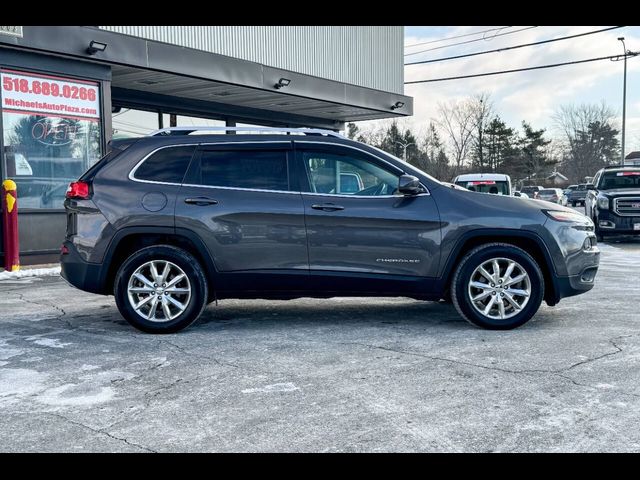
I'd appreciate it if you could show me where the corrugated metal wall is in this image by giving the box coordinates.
[99,26,404,94]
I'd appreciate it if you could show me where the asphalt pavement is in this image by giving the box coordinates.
[1,209,639,452]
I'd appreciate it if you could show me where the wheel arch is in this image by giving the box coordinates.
[441,230,559,306]
[100,227,218,299]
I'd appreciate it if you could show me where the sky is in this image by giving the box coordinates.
[110,26,640,155]
[362,25,640,154]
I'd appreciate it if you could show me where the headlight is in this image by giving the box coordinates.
[597,196,609,210]
[544,210,592,224]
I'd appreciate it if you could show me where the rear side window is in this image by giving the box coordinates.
[134,146,196,183]
[197,150,289,191]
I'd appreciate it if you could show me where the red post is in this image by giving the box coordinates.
[2,179,19,272]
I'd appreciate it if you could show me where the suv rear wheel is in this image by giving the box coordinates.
[451,243,544,330]
[114,245,208,333]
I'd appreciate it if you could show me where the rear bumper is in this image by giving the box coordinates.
[60,240,107,295]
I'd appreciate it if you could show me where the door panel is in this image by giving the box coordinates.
[296,144,441,277]
[175,145,308,273]
[303,194,440,276]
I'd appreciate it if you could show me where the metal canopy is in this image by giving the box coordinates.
[0,26,413,129]
[109,65,405,127]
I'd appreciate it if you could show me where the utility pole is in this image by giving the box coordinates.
[619,37,627,165]
[478,98,484,170]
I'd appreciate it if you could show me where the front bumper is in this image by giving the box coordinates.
[552,264,599,304]
[541,216,600,305]
[60,240,107,295]
[596,209,640,234]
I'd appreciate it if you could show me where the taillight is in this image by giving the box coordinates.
[66,181,90,199]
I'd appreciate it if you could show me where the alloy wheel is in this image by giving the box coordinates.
[127,260,191,322]
[467,257,531,320]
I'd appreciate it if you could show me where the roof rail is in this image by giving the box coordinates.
[148,126,344,138]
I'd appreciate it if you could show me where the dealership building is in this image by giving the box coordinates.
[0,26,412,265]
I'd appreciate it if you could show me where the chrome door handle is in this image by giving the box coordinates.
[184,197,218,206]
[311,203,345,211]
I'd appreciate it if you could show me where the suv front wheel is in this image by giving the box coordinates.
[451,243,544,330]
[114,245,208,333]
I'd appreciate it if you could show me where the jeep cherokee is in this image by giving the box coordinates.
[61,127,600,333]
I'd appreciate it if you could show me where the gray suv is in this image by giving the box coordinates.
[60,127,600,333]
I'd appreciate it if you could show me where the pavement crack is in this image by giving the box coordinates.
[15,293,68,323]
[563,337,626,372]
[160,339,241,369]
[341,342,533,374]
[342,334,634,377]
[46,412,157,452]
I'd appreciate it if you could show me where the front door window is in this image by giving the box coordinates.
[303,151,399,196]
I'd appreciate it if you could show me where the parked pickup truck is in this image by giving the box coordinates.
[585,165,640,241]
[567,183,594,206]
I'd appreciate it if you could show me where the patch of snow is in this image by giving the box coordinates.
[78,370,135,383]
[37,383,115,406]
[0,368,48,398]
[595,383,616,389]
[0,339,24,360]
[19,356,43,363]
[0,266,60,281]
[80,364,100,371]
[0,361,8,367]
[242,382,299,394]
[26,336,71,349]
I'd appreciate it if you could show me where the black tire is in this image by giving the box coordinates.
[451,243,544,330]
[571,201,576,207]
[114,245,208,333]
[593,215,605,242]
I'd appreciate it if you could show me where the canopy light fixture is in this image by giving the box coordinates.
[87,40,107,55]
[391,101,405,110]
[274,78,291,89]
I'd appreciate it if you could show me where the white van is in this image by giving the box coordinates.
[452,173,512,196]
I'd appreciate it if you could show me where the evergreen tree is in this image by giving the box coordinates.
[346,122,359,140]
[517,122,552,183]
[483,117,517,173]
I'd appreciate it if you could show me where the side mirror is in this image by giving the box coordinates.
[513,191,522,197]
[398,175,422,195]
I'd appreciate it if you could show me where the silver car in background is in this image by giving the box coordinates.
[537,188,567,206]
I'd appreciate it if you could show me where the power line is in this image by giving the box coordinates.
[404,26,511,49]
[404,52,639,84]
[404,26,538,57]
[405,26,625,66]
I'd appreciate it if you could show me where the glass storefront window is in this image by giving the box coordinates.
[1,69,101,209]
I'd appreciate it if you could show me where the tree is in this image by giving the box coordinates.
[436,98,476,174]
[469,93,494,170]
[553,102,620,182]
[483,116,516,173]
[418,122,451,180]
[518,121,553,182]
[346,122,359,140]
[379,121,405,159]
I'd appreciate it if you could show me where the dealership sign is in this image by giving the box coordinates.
[1,69,100,121]
[0,26,22,37]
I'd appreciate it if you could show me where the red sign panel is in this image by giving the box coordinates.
[1,69,100,121]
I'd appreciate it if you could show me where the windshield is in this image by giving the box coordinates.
[539,189,558,195]
[455,180,510,195]
[599,171,640,190]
